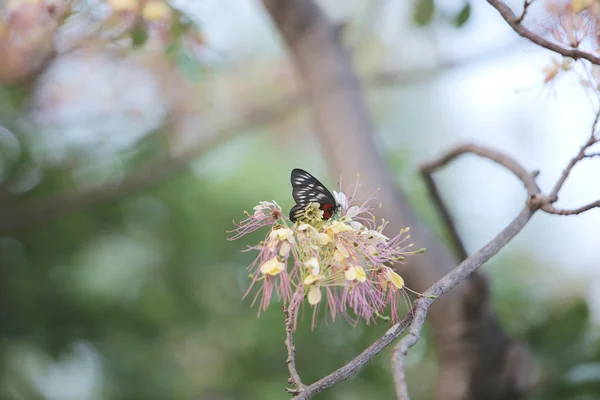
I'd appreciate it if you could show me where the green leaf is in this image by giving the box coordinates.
[454,3,471,27]
[131,22,148,48]
[413,0,435,26]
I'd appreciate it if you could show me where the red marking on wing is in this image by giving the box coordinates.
[321,203,335,219]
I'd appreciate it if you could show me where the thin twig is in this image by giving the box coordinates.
[285,142,549,399]
[293,315,413,399]
[548,110,600,201]
[288,144,544,399]
[541,200,600,215]
[548,135,595,201]
[417,143,539,262]
[420,143,541,197]
[392,207,534,400]
[285,291,305,394]
[584,152,600,158]
[419,170,468,261]
[514,0,533,25]
[392,114,600,397]
[392,143,542,399]
[486,0,600,65]
[292,204,536,400]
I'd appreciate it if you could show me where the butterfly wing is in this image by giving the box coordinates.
[289,204,306,222]
[289,168,338,222]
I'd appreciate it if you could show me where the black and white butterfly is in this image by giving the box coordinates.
[289,168,339,223]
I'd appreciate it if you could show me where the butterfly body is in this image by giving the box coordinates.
[289,168,339,223]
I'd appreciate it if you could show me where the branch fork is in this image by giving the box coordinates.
[281,116,600,400]
[487,0,600,65]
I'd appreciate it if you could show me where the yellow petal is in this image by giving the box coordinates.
[107,0,137,11]
[270,228,294,241]
[355,266,367,283]
[260,257,284,276]
[307,286,322,305]
[329,221,353,234]
[571,0,592,13]
[316,232,332,245]
[303,274,318,285]
[385,268,404,289]
[345,266,357,281]
[143,0,171,21]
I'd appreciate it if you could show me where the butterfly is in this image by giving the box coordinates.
[289,168,339,223]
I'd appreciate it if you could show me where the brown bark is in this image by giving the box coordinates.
[261,0,536,398]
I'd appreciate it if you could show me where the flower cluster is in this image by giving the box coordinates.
[229,182,424,328]
[535,1,600,88]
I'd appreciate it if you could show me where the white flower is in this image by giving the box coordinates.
[304,257,320,275]
[360,230,388,244]
[253,201,280,218]
[333,190,348,209]
[341,206,363,229]
[349,220,363,230]
[345,206,361,219]
[279,241,291,257]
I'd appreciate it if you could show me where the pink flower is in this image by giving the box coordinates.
[229,179,424,329]
[227,201,284,240]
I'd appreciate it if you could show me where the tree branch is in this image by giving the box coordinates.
[548,114,599,201]
[289,203,535,399]
[420,169,469,261]
[392,112,600,398]
[285,291,305,394]
[418,143,541,263]
[514,0,533,25]
[420,143,541,197]
[280,144,548,400]
[392,206,534,400]
[486,0,600,65]
[292,316,413,400]
[541,200,600,215]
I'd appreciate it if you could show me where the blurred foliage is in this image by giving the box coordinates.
[413,0,435,26]
[454,3,471,28]
[0,1,599,400]
[412,0,472,28]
